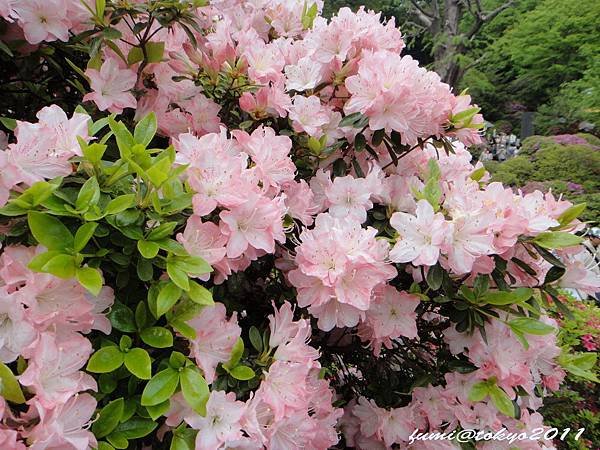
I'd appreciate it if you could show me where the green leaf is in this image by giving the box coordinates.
[230,365,255,381]
[558,352,599,382]
[170,319,196,340]
[157,282,183,317]
[467,381,489,402]
[508,317,555,336]
[76,266,103,295]
[141,327,173,348]
[169,351,187,369]
[42,254,77,278]
[124,348,152,380]
[145,41,165,63]
[554,203,586,229]
[180,368,209,415]
[137,258,154,281]
[74,222,98,252]
[27,251,63,272]
[426,264,444,290]
[109,118,135,154]
[147,222,178,241]
[92,398,124,438]
[167,262,190,291]
[106,432,128,449]
[482,287,533,305]
[127,47,144,65]
[146,156,171,187]
[224,338,244,370]
[76,177,101,211]
[95,0,106,18]
[27,212,74,251]
[97,442,115,450]
[470,166,486,182]
[141,368,180,406]
[105,194,136,215]
[113,417,158,439]
[170,256,212,276]
[87,346,124,373]
[0,362,25,403]
[544,266,566,284]
[146,399,170,420]
[187,281,213,306]
[109,302,137,332]
[533,231,583,249]
[134,113,157,147]
[82,142,107,164]
[0,116,17,130]
[489,385,516,418]
[339,112,363,127]
[170,426,197,450]
[249,326,263,352]
[138,240,160,259]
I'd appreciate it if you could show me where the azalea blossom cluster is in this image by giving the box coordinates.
[167,302,341,449]
[341,316,565,449]
[0,244,113,449]
[0,0,598,449]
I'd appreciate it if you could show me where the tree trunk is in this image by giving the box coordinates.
[432,0,464,88]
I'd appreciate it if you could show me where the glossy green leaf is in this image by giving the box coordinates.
[140,327,173,348]
[92,398,124,438]
[108,302,137,332]
[146,399,170,420]
[134,113,157,147]
[141,368,179,406]
[87,346,124,373]
[113,417,158,439]
[489,385,516,418]
[138,240,160,259]
[229,365,255,381]
[74,222,98,252]
[105,194,136,215]
[76,177,101,211]
[124,348,152,380]
[187,281,213,306]
[180,368,209,415]
[533,231,583,249]
[482,287,533,305]
[467,381,489,402]
[157,282,182,317]
[0,362,25,403]
[167,262,190,291]
[224,338,244,370]
[76,266,103,295]
[508,317,555,336]
[27,212,74,250]
[42,254,77,278]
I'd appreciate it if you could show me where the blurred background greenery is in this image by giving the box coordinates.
[324,0,600,136]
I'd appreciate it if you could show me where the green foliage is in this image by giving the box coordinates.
[0,113,226,448]
[541,293,600,449]
[487,137,600,223]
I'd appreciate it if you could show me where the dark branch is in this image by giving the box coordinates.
[408,0,434,28]
[465,0,514,39]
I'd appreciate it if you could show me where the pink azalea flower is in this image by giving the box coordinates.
[258,361,311,420]
[359,285,419,356]
[232,126,295,191]
[220,192,286,259]
[284,56,323,92]
[84,57,137,113]
[186,303,241,383]
[177,216,227,267]
[25,393,97,450]
[0,288,37,362]
[174,132,249,216]
[19,331,96,408]
[13,0,70,44]
[325,174,374,223]
[389,199,448,266]
[185,390,245,450]
[0,429,26,450]
[282,180,318,226]
[286,95,330,137]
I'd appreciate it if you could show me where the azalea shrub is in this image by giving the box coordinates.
[541,293,599,449]
[0,1,599,450]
